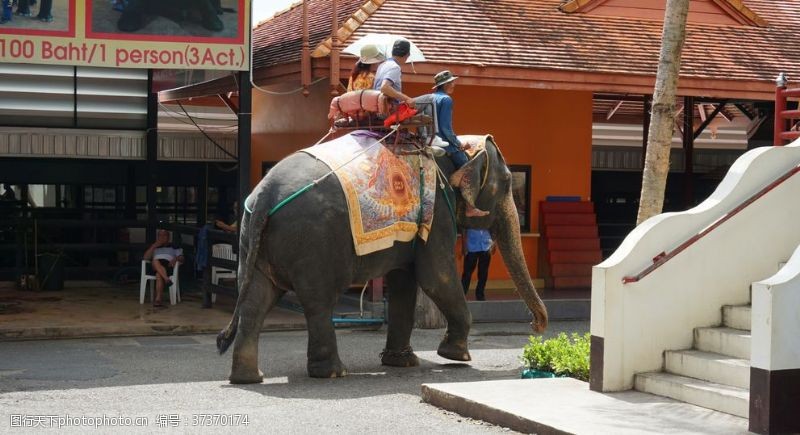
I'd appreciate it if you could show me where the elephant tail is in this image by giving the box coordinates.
[217,189,271,355]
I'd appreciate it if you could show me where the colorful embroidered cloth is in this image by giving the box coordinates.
[459,134,491,158]
[302,133,437,256]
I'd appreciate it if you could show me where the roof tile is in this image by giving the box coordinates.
[254,0,800,85]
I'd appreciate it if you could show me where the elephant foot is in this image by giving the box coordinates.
[228,368,264,384]
[437,337,471,362]
[307,358,348,378]
[381,346,419,367]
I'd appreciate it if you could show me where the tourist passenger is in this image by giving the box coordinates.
[143,229,183,307]
[347,44,382,92]
[373,39,415,109]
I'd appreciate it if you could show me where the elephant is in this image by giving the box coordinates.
[117,0,227,33]
[216,134,548,384]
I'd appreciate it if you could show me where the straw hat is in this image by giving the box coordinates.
[432,70,458,89]
[359,44,386,64]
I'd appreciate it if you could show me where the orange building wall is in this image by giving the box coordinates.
[250,81,592,282]
[250,80,332,184]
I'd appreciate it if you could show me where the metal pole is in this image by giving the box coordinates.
[236,70,252,297]
[146,69,158,242]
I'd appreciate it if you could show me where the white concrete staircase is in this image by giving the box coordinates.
[634,304,752,418]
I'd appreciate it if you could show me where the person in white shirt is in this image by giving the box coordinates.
[143,229,184,307]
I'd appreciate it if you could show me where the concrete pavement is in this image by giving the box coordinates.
[0,283,306,341]
[0,321,587,433]
[422,376,750,434]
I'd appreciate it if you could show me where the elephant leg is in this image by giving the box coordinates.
[381,269,419,367]
[229,266,281,384]
[301,304,347,378]
[416,258,472,362]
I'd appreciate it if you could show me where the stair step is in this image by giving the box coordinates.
[540,201,594,214]
[547,238,600,251]
[551,263,593,277]
[665,350,750,389]
[549,250,603,264]
[635,372,749,418]
[543,213,597,226]
[722,305,751,331]
[545,225,598,238]
[694,327,751,360]
[553,276,591,288]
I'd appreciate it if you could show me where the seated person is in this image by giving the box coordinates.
[432,70,489,217]
[143,229,183,307]
[373,39,416,110]
[1,183,15,201]
[214,201,238,233]
[347,44,382,92]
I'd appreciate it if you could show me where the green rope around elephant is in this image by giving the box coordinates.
[243,126,458,243]
[245,165,458,239]
[268,182,315,217]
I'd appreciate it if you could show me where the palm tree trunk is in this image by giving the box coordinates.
[637,0,691,225]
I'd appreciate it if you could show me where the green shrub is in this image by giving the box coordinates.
[521,332,590,381]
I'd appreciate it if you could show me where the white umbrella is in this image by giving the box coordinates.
[342,33,426,63]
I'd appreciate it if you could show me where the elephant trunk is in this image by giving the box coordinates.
[494,191,548,333]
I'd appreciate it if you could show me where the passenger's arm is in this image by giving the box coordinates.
[437,96,462,148]
[143,241,159,261]
[379,80,416,108]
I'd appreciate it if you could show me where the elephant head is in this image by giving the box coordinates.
[446,136,548,333]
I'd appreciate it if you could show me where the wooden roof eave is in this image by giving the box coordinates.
[256,58,776,101]
[560,0,767,27]
[158,74,238,103]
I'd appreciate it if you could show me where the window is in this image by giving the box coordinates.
[508,165,531,233]
[156,186,198,224]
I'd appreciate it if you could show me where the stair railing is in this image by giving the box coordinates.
[622,163,800,284]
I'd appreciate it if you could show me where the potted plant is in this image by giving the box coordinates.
[520,332,590,381]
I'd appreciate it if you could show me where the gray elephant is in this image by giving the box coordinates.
[216,135,548,384]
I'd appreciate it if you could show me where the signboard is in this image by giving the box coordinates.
[0,0,249,70]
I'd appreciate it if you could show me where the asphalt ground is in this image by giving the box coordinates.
[0,320,588,434]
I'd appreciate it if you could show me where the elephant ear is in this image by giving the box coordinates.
[449,152,487,210]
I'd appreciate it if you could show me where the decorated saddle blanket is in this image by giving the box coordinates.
[302,132,437,256]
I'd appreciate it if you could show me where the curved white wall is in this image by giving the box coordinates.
[752,244,800,372]
[592,141,800,391]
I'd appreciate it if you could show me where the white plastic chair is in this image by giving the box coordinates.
[211,244,238,304]
[140,260,181,305]
[212,243,238,285]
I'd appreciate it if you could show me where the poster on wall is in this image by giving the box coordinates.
[0,0,249,70]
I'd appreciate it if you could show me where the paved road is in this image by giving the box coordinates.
[0,321,588,434]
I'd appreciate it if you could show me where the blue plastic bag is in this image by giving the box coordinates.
[521,368,556,379]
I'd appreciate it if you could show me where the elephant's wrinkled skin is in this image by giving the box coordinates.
[217,136,548,384]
